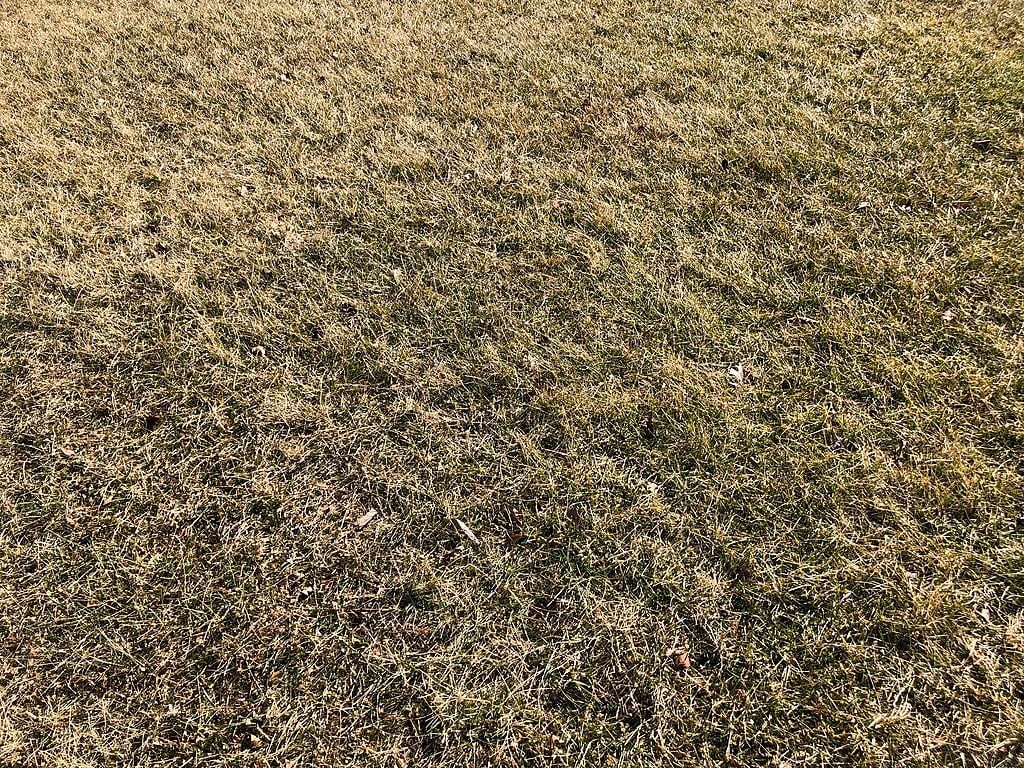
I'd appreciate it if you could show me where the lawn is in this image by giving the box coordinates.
[1,0,1022,765]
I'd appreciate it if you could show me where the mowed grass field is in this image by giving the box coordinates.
[1,0,1023,765]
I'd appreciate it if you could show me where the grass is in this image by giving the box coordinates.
[1,0,1023,765]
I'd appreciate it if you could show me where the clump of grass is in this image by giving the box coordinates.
[1,0,1022,766]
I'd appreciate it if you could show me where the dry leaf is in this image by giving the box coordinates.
[355,509,378,528]
[667,646,691,670]
[728,362,744,385]
[942,309,954,322]
[455,519,480,544]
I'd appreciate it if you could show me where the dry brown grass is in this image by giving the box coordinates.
[1,0,1023,765]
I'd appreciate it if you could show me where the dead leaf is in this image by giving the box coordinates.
[728,362,744,385]
[668,647,691,670]
[941,309,954,322]
[455,519,480,544]
[354,509,378,528]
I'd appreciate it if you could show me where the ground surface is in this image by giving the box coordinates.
[1,0,1023,765]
